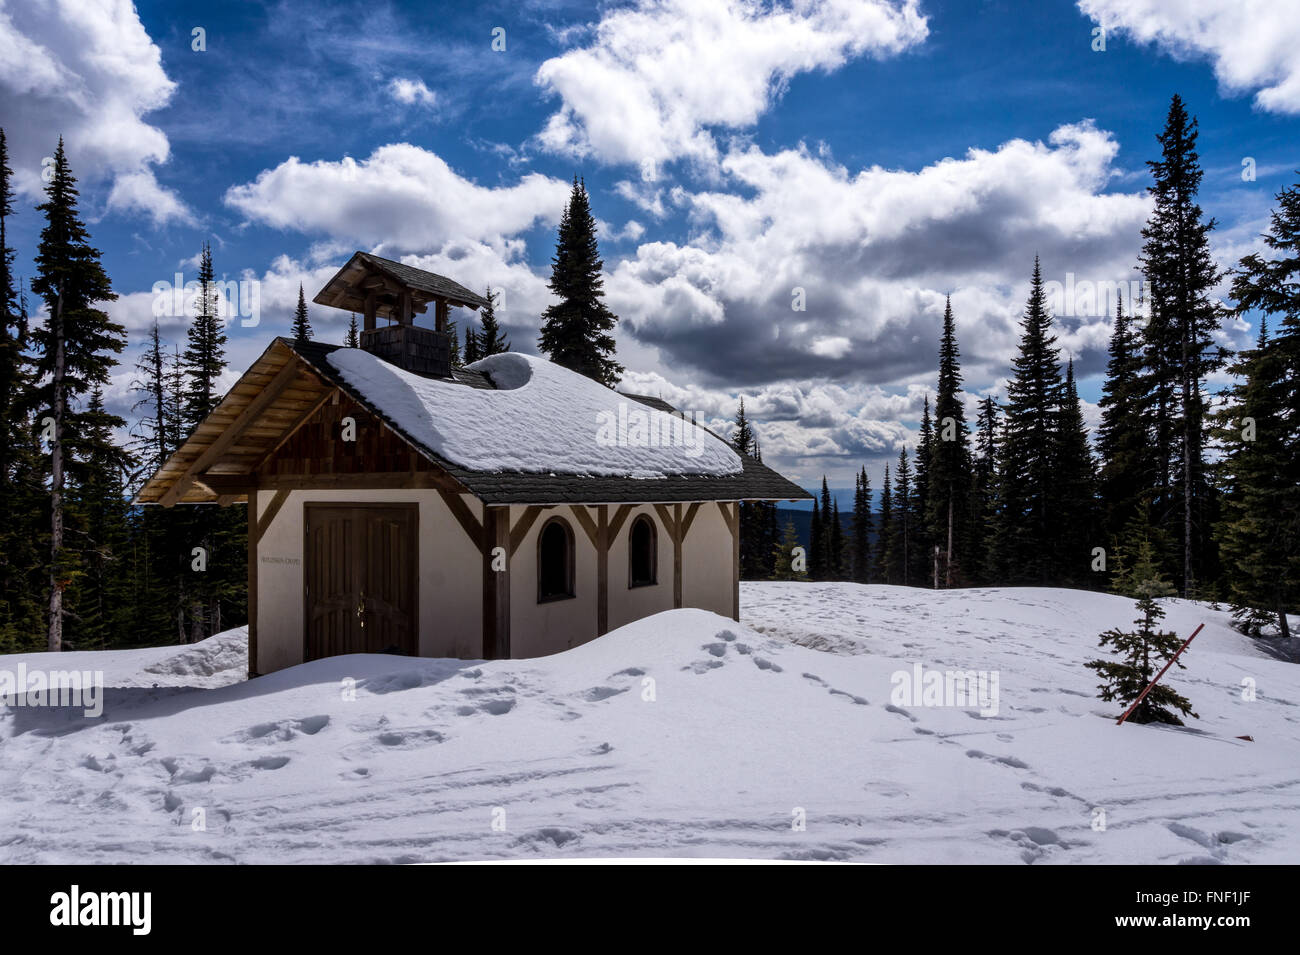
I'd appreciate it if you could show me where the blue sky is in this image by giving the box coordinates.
[2,0,1298,502]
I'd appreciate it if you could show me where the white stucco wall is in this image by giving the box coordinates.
[254,487,483,674]
[607,505,673,631]
[253,493,737,673]
[681,502,735,618]
[506,504,599,658]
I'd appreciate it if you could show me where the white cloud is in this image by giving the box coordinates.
[224,144,571,252]
[1080,0,1300,113]
[0,0,191,223]
[534,0,929,165]
[387,77,437,108]
[605,122,1151,388]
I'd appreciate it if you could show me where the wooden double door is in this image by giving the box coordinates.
[304,504,418,661]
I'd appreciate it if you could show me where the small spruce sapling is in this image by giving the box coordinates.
[1085,535,1198,725]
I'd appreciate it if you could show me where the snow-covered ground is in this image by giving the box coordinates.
[0,583,1296,864]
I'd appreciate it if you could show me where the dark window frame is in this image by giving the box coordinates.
[537,516,576,603]
[628,514,658,588]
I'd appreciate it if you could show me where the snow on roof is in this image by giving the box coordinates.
[327,348,743,478]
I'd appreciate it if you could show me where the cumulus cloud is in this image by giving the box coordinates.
[534,0,929,165]
[1079,0,1300,114]
[606,122,1151,388]
[0,0,191,223]
[224,144,571,252]
[387,77,437,108]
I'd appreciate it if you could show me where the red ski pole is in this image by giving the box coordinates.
[1116,623,1204,726]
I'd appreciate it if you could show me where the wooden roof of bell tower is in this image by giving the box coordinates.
[312,251,490,332]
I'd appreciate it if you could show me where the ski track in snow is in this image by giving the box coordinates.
[0,585,1297,864]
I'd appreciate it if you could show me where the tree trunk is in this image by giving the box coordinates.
[946,495,954,588]
[46,285,65,653]
[1278,601,1292,642]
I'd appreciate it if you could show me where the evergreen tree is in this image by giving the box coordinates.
[538,177,622,386]
[182,242,227,430]
[1052,359,1098,586]
[875,462,894,584]
[851,466,873,583]
[929,296,972,586]
[292,283,313,342]
[447,318,462,367]
[913,397,934,583]
[733,399,769,578]
[1096,292,1153,554]
[30,138,124,651]
[828,497,844,581]
[892,450,912,586]
[477,286,510,356]
[1218,177,1300,637]
[990,257,1064,584]
[0,129,42,648]
[1138,95,1226,595]
[345,313,359,347]
[754,437,779,578]
[65,386,133,649]
[968,396,999,585]
[1086,525,1197,725]
[770,519,804,580]
[809,496,823,581]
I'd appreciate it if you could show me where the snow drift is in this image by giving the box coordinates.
[0,584,1295,864]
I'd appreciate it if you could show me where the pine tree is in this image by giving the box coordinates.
[875,462,894,584]
[968,396,999,584]
[0,128,42,648]
[478,286,510,356]
[1052,359,1098,586]
[733,399,768,578]
[809,496,823,581]
[1097,292,1153,556]
[851,466,873,583]
[1086,525,1197,725]
[1138,95,1226,596]
[30,139,124,651]
[929,296,972,586]
[828,497,844,581]
[65,386,133,649]
[447,318,462,367]
[1219,175,1300,637]
[892,450,912,586]
[292,283,313,342]
[345,313,359,347]
[538,177,622,386]
[913,396,934,583]
[991,257,1064,584]
[770,519,804,580]
[182,242,227,430]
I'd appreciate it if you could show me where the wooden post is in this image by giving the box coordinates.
[482,505,510,659]
[435,299,449,333]
[247,493,258,678]
[672,503,683,609]
[729,502,740,621]
[596,505,609,635]
[363,289,376,332]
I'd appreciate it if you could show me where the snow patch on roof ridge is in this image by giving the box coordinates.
[327,348,742,477]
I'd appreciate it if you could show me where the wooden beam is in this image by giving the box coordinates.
[363,289,376,332]
[680,502,702,540]
[508,505,544,557]
[160,357,303,507]
[571,505,600,548]
[607,504,634,541]
[255,489,290,543]
[438,488,483,544]
[723,502,740,621]
[247,494,259,679]
[482,506,510,659]
[596,506,609,635]
[248,386,336,474]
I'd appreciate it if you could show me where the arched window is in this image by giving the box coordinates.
[628,515,657,587]
[537,517,575,602]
